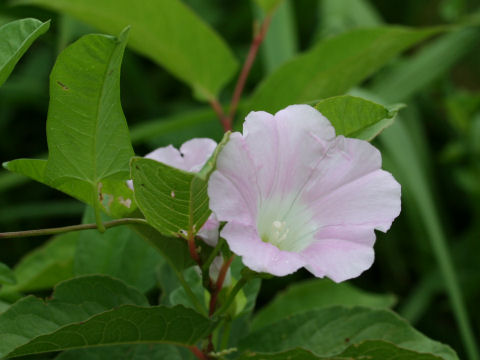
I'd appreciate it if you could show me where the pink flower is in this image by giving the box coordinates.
[129,138,220,246]
[208,105,401,282]
[137,138,217,173]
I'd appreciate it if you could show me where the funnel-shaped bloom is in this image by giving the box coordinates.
[129,138,220,246]
[208,105,401,282]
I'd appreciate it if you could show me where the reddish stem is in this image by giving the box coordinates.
[188,234,201,266]
[189,346,208,360]
[226,15,273,127]
[209,255,235,316]
[209,98,231,132]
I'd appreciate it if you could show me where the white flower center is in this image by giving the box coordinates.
[257,194,317,253]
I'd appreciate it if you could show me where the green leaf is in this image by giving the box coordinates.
[6,305,214,358]
[0,232,77,300]
[169,266,205,310]
[337,341,446,360]
[0,275,149,358]
[237,341,446,359]
[0,300,9,314]
[251,278,396,331]
[248,26,441,114]
[131,158,208,237]
[369,27,480,103]
[75,207,163,293]
[0,18,50,87]
[131,133,230,237]
[315,95,401,141]
[56,344,185,360]
[317,0,382,38]
[0,263,15,286]
[231,256,261,317]
[3,28,138,218]
[14,0,238,99]
[131,222,194,273]
[44,28,134,213]
[1,277,212,358]
[240,306,458,360]
[3,159,136,218]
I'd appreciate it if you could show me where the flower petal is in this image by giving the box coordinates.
[302,226,376,282]
[303,137,401,232]
[197,214,219,247]
[243,105,335,199]
[179,138,217,172]
[145,138,216,173]
[208,133,259,225]
[221,222,304,276]
[145,145,184,168]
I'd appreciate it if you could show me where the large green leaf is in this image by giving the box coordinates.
[251,279,396,331]
[44,28,134,210]
[3,28,137,218]
[0,263,15,286]
[0,275,214,358]
[318,0,382,38]
[5,305,214,358]
[75,207,163,293]
[14,0,238,99]
[0,232,77,300]
[240,306,458,360]
[0,275,148,358]
[248,26,440,114]
[0,18,50,87]
[3,159,136,218]
[131,133,229,237]
[315,95,401,141]
[56,344,185,360]
[237,341,445,359]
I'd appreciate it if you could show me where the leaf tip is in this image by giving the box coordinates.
[117,26,131,44]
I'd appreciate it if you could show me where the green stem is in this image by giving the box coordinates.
[0,218,149,239]
[220,318,232,350]
[213,276,248,318]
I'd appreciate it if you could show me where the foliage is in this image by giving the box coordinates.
[0,1,479,360]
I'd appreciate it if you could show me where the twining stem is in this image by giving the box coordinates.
[226,14,273,127]
[0,218,149,239]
